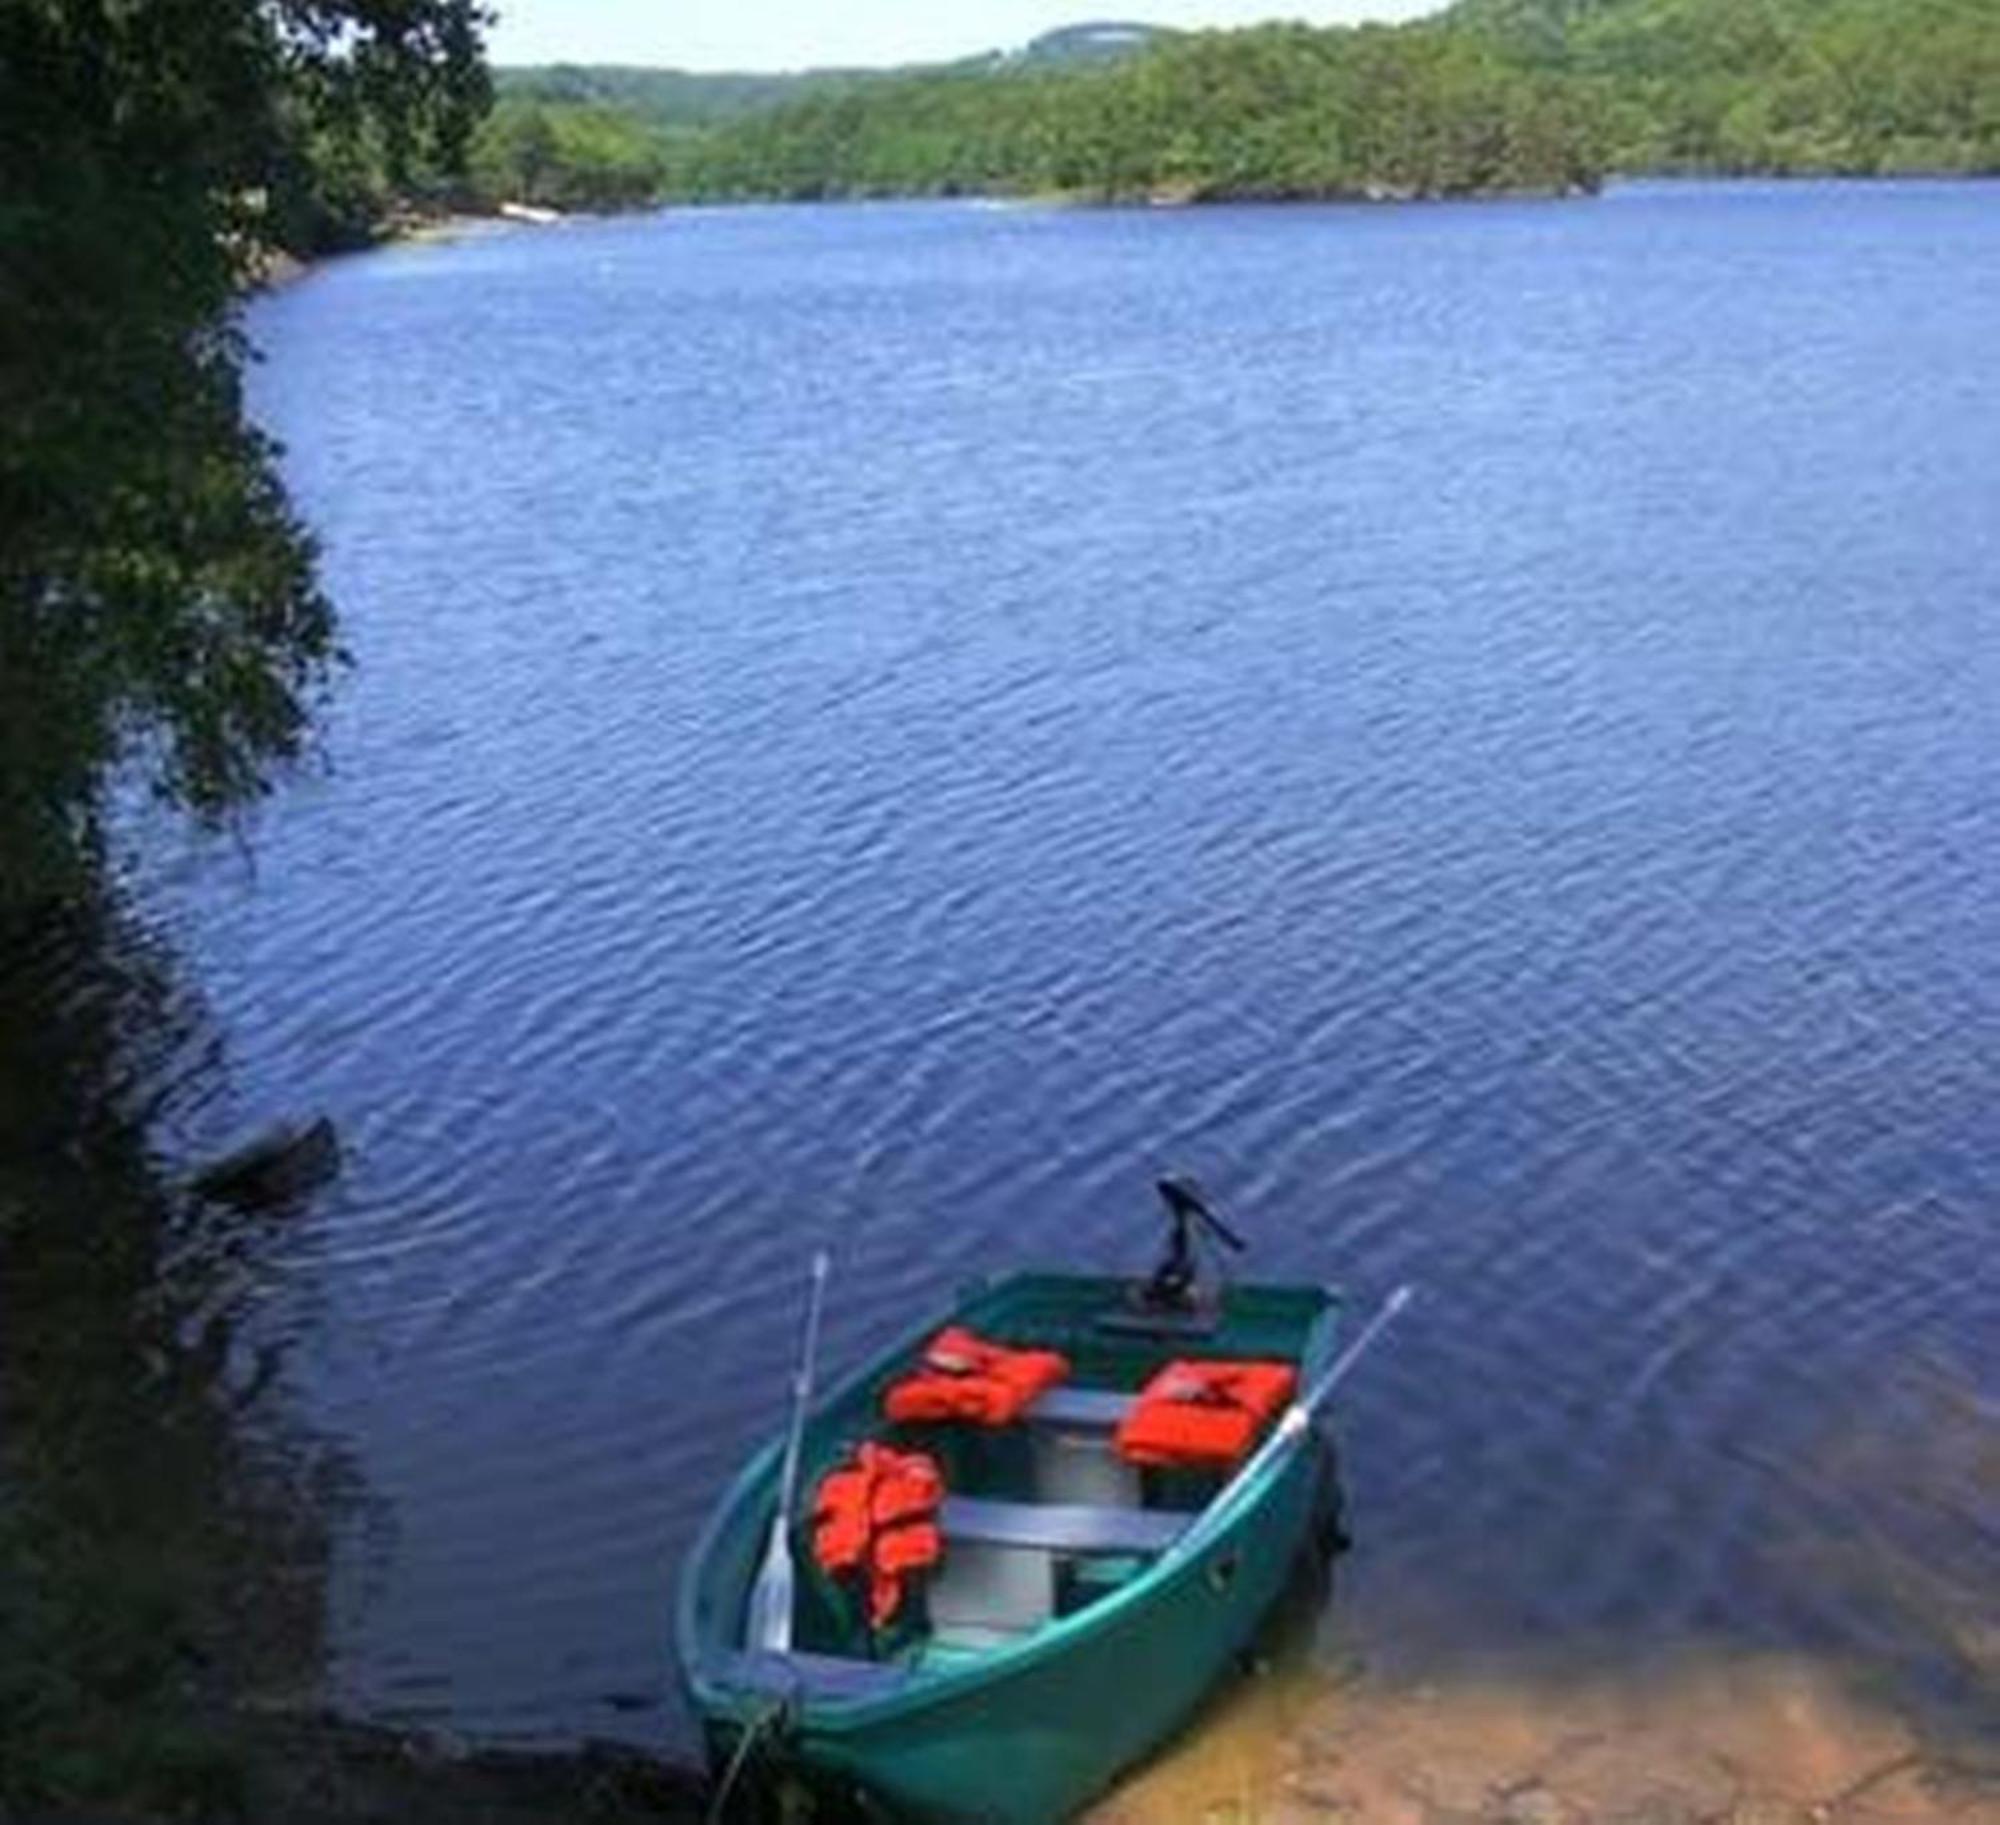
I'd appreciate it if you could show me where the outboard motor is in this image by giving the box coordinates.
[1142,1174,1247,1313]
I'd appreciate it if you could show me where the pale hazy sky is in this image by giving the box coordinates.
[486,2,1437,73]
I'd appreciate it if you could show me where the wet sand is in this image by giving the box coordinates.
[1092,1650,1998,1825]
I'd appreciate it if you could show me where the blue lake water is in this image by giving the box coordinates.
[177,181,2000,1758]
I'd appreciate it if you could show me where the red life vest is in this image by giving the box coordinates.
[809,1442,945,1629]
[882,1326,1071,1428]
[1114,1359,1298,1471]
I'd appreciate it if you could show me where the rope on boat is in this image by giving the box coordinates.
[702,1694,791,1825]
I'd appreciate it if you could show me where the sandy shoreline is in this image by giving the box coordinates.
[1091,1649,1999,1825]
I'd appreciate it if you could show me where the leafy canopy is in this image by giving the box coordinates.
[0,0,488,917]
[482,0,2000,208]
[1446,0,2000,173]
[669,23,1605,204]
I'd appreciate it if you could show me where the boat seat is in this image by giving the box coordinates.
[926,1495,1184,1649]
[715,1649,910,1701]
[940,1495,1189,1556]
[926,1534,1056,1647]
[1093,1306,1221,1341]
[1033,1422,1141,1507]
[1027,1387,1135,1428]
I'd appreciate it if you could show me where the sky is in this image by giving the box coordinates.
[485,1,1439,74]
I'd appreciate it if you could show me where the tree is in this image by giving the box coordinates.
[469,99,671,210]
[487,101,560,202]
[0,0,489,920]
[670,23,1604,205]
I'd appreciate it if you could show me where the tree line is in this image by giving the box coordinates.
[500,25,1603,207]
[1454,0,2000,177]
[1,1,486,918]
[471,0,2000,212]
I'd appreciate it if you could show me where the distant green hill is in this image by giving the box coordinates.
[480,66,868,206]
[667,22,1601,204]
[489,23,1172,136]
[492,65,843,133]
[470,1,1998,212]
[478,22,1179,207]
[1446,0,2000,173]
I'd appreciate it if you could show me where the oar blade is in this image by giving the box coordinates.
[747,1519,796,1653]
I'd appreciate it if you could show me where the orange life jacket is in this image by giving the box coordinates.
[810,1442,945,1629]
[1114,1359,1298,1471]
[882,1326,1071,1428]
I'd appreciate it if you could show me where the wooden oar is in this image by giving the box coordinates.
[746,1249,831,1653]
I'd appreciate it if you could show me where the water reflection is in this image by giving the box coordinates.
[0,893,349,1813]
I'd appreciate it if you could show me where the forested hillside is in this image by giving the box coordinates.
[474,64,868,207]
[475,0,2000,211]
[495,65,832,128]
[1450,0,2000,174]
[472,26,1179,209]
[664,24,1600,203]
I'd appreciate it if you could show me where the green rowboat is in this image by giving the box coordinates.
[677,1195,1386,1822]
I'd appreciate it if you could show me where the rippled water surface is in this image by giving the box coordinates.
[171,183,1999,1757]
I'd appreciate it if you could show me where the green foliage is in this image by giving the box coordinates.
[668,23,1604,204]
[470,99,672,210]
[494,62,855,131]
[509,0,1996,207]
[485,23,1170,142]
[0,1,487,915]
[1449,0,2000,174]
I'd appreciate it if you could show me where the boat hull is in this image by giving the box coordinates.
[703,1435,1336,1822]
[679,1273,1344,1822]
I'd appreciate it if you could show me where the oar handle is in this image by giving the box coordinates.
[1289,1282,1413,1429]
[773,1250,831,1539]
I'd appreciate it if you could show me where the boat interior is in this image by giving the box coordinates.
[737,1269,1338,1683]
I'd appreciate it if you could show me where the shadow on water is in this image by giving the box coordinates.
[0,891,348,1814]
[0,894,709,1822]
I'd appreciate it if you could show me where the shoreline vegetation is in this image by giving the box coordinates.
[6,0,1994,1819]
[386,0,1996,232]
[280,0,1999,260]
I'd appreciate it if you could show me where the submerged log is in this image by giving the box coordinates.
[190,1116,340,1210]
